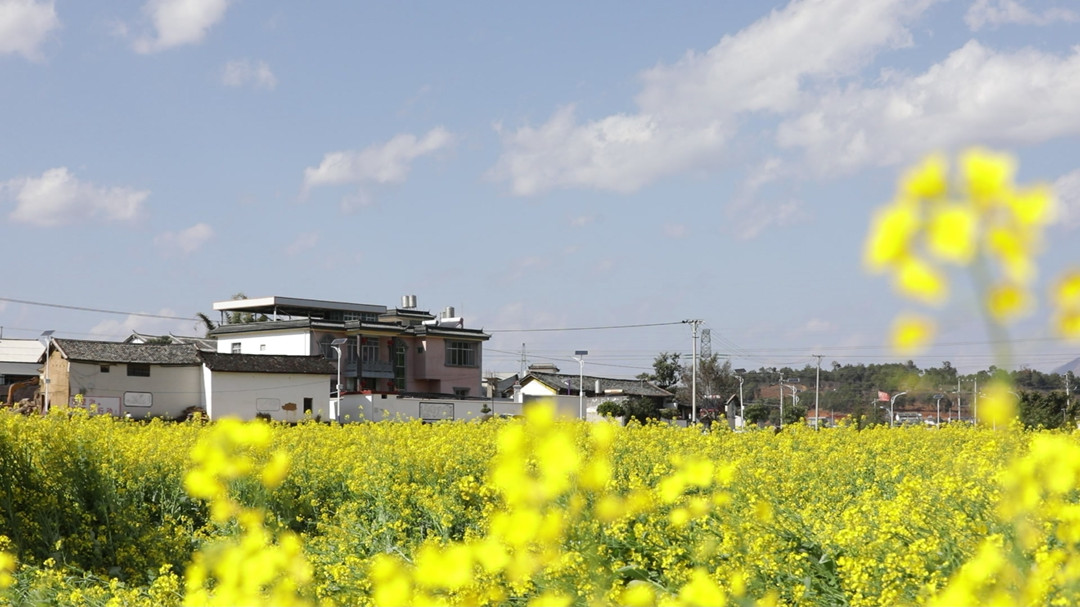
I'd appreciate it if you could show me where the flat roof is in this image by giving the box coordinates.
[212,296,387,316]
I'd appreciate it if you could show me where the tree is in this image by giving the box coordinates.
[1018,390,1069,429]
[196,292,269,336]
[677,354,733,407]
[597,401,625,418]
[623,396,664,425]
[638,352,681,391]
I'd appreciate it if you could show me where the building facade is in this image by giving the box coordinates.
[208,295,490,398]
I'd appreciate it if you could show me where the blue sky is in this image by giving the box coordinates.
[2,0,1079,378]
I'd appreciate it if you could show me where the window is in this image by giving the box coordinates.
[127,363,150,377]
[360,338,379,362]
[303,398,313,414]
[259,344,266,352]
[394,341,407,389]
[231,342,241,354]
[445,341,477,367]
[100,365,110,373]
[453,387,470,397]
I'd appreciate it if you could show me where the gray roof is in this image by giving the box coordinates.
[52,339,202,365]
[199,352,337,375]
[125,331,217,352]
[524,372,672,397]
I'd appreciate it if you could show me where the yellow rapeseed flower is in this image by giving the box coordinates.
[901,153,948,199]
[1007,185,1055,226]
[926,204,976,264]
[1055,269,1080,307]
[895,257,947,304]
[978,381,1017,426]
[890,314,936,355]
[962,147,1015,206]
[864,202,920,271]
[987,281,1031,322]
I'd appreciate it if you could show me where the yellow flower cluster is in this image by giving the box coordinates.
[930,433,1080,605]
[1054,270,1080,339]
[864,148,1059,353]
[182,418,314,606]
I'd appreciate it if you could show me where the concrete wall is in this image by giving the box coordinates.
[336,393,523,423]
[65,361,204,420]
[203,368,332,421]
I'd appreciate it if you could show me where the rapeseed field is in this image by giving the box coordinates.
[1,405,1078,606]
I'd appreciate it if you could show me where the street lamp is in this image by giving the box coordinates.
[777,375,799,429]
[330,337,347,399]
[39,330,54,413]
[735,369,746,428]
[573,350,588,420]
[889,391,908,427]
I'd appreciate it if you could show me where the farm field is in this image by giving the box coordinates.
[0,405,1078,606]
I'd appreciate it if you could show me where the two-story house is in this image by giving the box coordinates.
[207,295,490,397]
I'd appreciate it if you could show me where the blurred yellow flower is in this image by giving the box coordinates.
[962,147,1014,205]
[1055,270,1080,306]
[902,153,948,199]
[891,314,935,355]
[895,257,947,305]
[987,282,1031,322]
[926,204,976,264]
[978,381,1018,426]
[864,203,919,271]
[1008,185,1055,226]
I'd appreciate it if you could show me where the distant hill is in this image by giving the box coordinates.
[1053,357,1080,376]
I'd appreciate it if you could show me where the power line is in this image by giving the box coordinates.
[0,297,194,321]
[487,321,685,333]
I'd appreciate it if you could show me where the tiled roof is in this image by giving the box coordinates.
[525,372,672,397]
[53,339,202,365]
[199,352,337,375]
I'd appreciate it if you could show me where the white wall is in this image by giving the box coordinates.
[204,369,332,422]
[520,381,558,396]
[337,394,523,423]
[69,361,204,420]
[217,332,313,355]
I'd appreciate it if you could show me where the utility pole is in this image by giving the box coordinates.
[778,372,784,430]
[684,320,703,423]
[813,354,822,427]
[1066,372,1073,425]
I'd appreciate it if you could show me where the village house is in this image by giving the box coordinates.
[207,295,491,398]
[39,338,336,421]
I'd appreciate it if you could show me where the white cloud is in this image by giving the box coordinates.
[1054,168,1080,230]
[0,0,59,61]
[285,231,319,256]
[777,41,1080,175]
[155,222,213,254]
[965,0,1078,30]
[221,59,277,90]
[490,0,937,196]
[0,167,148,227]
[302,127,454,202]
[133,0,230,54]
